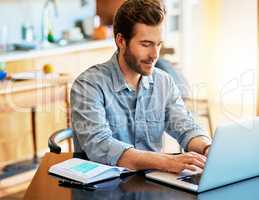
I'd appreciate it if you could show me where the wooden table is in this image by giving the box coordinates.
[24,153,197,200]
[24,153,259,200]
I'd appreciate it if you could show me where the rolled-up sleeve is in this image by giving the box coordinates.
[165,78,211,151]
[71,77,133,166]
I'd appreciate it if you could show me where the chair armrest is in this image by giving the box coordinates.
[48,128,73,153]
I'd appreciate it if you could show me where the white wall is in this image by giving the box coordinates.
[211,0,257,103]
[181,0,209,100]
[208,0,257,128]
[180,0,257,128]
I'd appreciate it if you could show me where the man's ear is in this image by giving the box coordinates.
[115,33,126,50]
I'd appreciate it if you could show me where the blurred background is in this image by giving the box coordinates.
[0,0,257,199]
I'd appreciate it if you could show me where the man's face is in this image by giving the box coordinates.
[122,23,164,76]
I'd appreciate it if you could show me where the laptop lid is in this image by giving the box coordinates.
[198,118,259,192]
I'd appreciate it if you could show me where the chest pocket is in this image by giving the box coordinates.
[107,114,127,131]
[145,112,165,144]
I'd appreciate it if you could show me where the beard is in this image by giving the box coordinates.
[123,46,155,76]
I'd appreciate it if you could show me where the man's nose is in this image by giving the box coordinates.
[149,46,160,60]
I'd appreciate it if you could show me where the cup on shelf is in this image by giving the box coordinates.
[21,23,35,43]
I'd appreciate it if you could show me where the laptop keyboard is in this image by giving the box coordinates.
[177,173,202,185]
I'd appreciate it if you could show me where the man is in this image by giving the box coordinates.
[71,0,211,174]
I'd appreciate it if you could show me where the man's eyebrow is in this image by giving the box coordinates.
[139,40,163,44]
[139,40,154,44]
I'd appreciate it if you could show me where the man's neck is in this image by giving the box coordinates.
[118,52,141,90]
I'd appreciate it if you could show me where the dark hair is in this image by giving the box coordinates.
[113,0,166,43]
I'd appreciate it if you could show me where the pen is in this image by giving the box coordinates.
[58,179,97,190]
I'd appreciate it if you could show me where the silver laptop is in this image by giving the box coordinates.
[145,118,259,193]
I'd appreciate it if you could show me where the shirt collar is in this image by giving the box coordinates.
[110,51,154,92]
[141,74,153,90]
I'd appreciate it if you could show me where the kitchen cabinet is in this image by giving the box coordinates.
[96,0,124,25]
[0,75,71,164]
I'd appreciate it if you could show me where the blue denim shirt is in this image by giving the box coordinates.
[71,52,210,166]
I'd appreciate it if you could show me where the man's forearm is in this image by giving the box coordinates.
[117,146,208,173]
[117,148,168,171]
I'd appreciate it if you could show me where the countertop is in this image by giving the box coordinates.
[0,73,72,95]
[0,39,115,62]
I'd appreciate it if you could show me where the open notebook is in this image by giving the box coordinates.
[48,158,133,185]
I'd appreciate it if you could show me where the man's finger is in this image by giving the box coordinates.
[188,152,207,162]
[185,152,207,165]
[183,164,197,171]
[183,156,205,169]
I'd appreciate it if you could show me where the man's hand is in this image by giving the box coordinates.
[163,152,207,174]
[117,148,207,174]
[187,136,212,156]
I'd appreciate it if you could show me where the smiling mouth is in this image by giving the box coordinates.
[141,63,152,69]
[142,61,154,66]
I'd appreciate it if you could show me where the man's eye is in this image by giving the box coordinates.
[141,43,150,47]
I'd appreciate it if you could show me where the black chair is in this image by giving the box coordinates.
[48,128,73,153]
